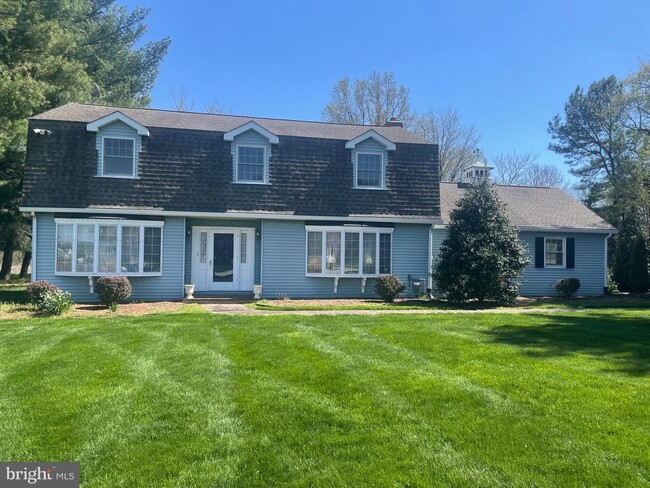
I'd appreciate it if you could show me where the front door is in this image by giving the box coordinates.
[192,227,255,292]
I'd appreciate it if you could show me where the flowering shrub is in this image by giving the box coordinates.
[39,291,73,315]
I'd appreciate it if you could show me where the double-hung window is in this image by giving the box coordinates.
[356,153,384,189]
[306,226,392,276]
[236,145,266,183]
[55,219,163,275]
[102,137,135,177]
[545,238,565,267]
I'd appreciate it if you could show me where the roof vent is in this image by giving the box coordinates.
[383,117,403,128]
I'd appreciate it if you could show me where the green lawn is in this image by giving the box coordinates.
[0,308,648,487]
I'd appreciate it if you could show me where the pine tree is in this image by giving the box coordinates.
[433,179,529,304]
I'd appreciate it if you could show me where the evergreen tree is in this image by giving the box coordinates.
[0,0,170,279]
[629,234,649,293]
[433,179,529,304]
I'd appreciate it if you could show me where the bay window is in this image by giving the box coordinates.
[55,219,163,275]
[306,226,392,276]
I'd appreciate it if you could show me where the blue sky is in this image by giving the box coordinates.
[124,0,650,177]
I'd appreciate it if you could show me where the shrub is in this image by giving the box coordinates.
[554,278,581,299]
[39,291,73,315]
[96,276,132,307]
[26,280,60,305]
[375,275,406,303]
[433,179,528,305]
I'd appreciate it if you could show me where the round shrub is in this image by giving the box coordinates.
[26,280,60,305]
[375,274,406,303]
[96,276,132,307]
[554,277,581,299]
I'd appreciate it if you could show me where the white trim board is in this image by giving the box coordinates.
[345,130,396,151]
[86,111,149,136]
[432,224,617,234]
[224,121,279,144]
[23,207,439,225]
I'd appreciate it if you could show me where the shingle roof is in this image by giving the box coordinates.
[440,182,616,231]
[31,103,430,144]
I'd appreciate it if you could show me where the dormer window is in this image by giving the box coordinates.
[103,137,135,177]
[87,111,148,179]
[345,130,396,191]
[236,145,266,183]
[356,153,384,189]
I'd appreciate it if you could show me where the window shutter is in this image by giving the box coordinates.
[566,238,575,269]
[535,237,544,268]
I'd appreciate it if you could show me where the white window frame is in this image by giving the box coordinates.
[305,225,393,277]
[544,237,566,268]
[54,218,164,276]
[100,136,137,178]
[355,151,385,190]
[235,144,268,184]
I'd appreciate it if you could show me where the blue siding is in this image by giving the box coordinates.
[351,138,388,189]
[230,129,272,183]
[261,220,430,299]
[431,228,607,296]
[184,218,261,285]
[95,120,142,176]
[34,213,185,302]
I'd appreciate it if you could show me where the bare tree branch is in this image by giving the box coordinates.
[169,85,194,112]
[322,71,412,126]
[412,108,481,181]
[492,151,538,185]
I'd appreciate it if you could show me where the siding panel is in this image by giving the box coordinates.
[261,220,430,298]
[431,229,607,296]
[34,213,184,302]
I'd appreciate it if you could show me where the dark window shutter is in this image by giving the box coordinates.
[535,237,544,268]
[566,238,575,268]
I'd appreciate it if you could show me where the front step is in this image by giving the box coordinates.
[183,295,254,304]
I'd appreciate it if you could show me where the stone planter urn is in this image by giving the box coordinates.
[253,285,262,300]
[184,284,195,300]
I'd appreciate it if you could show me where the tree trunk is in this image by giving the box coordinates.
[0,232,17,281]
[20,250,31,278]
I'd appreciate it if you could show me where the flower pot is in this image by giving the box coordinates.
[184,284,195,299]
[253,285,262,300]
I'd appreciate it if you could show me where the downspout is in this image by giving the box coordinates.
[31,212,36,281]
[604,233,612,293]
[428,225,433,290]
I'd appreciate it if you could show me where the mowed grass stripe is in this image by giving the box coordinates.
[0,309,648,487]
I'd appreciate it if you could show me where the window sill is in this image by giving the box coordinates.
[94,175,140,180]
[232,181,271,185]
[305,273,385,278]
[543,265,566,269]
[354,186,387,191]
[55,272,162,277]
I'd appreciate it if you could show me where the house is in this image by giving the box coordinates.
[21,103,438,301]
[21,103,616,302]
[433,163,617,296]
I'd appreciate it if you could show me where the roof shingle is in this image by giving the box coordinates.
[439,182,616,231]
[31,103,430,144]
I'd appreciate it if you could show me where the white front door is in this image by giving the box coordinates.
[192,227,255,292]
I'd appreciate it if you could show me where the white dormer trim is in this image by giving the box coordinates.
[345,130,396,151]
[224,121,279,144]
[86,111,150,136]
